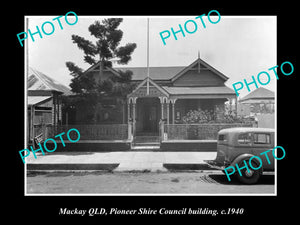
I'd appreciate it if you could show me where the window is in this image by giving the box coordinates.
[238,133,251,144]
[253,133,270,144]
[218,134,227,141]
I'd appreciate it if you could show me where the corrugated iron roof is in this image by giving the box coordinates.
[239,87,274,102]
[28,67,71,94]
[162,86,236,95]
[99,58,229,82]
[114,66,185,81]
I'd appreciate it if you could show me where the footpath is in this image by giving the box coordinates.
[26,151,217,172]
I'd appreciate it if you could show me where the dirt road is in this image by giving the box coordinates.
[26,171,275,195]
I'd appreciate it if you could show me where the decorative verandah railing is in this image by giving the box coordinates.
[32,122,253,144]
[33,122,253,143]
[161,123,253,141]
[33,124,131,141]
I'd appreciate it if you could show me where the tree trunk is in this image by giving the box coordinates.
[93,60,104,124]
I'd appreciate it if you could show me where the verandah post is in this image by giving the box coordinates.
[161,120,165,141]
[128,122,132,140]
[171,98,177,124]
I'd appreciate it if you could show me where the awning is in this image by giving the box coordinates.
[28,96,52,106]
[162,86,236,99]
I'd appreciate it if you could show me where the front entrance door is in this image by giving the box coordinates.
[136,97,160,135]
[143,105,158,133]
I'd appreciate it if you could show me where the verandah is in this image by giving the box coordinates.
[40,93,244,142]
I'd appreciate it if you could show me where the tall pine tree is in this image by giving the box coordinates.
[65,18,136,123]
[66,18,136,94]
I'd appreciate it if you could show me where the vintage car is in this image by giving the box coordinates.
[205,127,275,184]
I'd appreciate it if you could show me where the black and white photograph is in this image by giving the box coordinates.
[14,6,298,222]
[23,14,277,195]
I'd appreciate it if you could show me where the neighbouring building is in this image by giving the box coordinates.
[27,67,71,145]
[237,87,275,128]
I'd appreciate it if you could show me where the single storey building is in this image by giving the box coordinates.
[43,56,255,152]
[27,67,71,145]
[77,57,238,144]
[237,87,275,128]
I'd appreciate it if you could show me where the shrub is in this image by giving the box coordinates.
[182,107,247,124]
[182,108,214,124]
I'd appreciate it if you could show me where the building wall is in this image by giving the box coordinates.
[237,102,275,117]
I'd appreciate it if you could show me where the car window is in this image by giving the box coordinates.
[238,133,251,144]
[253,133,270,144]
[218,134,227,141]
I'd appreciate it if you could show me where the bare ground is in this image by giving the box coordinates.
[26,171,275,195]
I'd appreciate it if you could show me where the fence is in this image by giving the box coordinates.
[43,124,129,140]
[164,123,253,140]
[32,124,52,142]
[33,123,253,142]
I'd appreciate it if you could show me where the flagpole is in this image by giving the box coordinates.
[197,50,200,73]
[146,17,150,95]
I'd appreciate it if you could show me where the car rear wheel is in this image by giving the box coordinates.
[235,159,262,184]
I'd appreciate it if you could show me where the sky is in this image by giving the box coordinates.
[26,15,276,98]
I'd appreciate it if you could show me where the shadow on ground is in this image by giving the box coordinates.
[27,171,114,177]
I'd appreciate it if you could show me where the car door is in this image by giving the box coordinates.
[251,132,274,170]
[232,132,252,162]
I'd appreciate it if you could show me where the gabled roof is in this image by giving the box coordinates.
[128,77,169,97]
[239,87,275,102]
[84,62,121,77]
[170,58,229,82]
[84,57,228,82]
[28,67,71,94]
